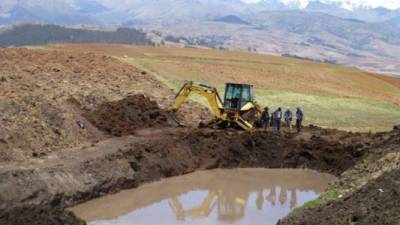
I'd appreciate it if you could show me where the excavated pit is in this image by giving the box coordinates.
[0,124,384,225]
[1,94,399,225]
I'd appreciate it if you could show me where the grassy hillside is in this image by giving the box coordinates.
[51,44,400,132]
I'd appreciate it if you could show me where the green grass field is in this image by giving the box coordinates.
[52,45,400,132]
[119,56,400,132]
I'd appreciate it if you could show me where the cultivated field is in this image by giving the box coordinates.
[51,44,400,132]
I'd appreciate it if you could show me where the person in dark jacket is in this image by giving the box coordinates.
[296,107,304,132]
[260,107,270,130]
[284,107,293,130]
[274,108,282,132]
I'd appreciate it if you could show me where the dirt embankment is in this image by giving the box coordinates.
[0,48,204,163]
[279,169,400,225]
[279,126,400,225]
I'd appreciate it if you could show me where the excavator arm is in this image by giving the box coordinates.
[170,81,225,119]
[169,81,260,131]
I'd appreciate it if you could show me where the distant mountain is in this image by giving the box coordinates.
[1,0,399,25]
[0,0,106,25]
[0,24,153,46]
[213,15,251,25]
[149,9,400,74]
[305,1,348,15]
[112,0,253,24]
[304,1,400,22]
[0,6,38,24]
[248,11,400,47]
[389,18,400,28]
[75,0,108,13]
[0,0,399,74]
[253,0,290,10]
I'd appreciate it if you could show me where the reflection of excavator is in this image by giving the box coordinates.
[168,191,219,220]
[168,190,248,222]
[169,81,262,130]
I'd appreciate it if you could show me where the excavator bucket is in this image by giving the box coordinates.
[167,111,185,127]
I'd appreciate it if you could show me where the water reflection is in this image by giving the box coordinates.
[70,169,335,225]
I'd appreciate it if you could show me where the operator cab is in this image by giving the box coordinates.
[223,83,254,110]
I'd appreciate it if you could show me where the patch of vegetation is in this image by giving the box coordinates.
[213,15,251,25]
[292,189,339,215]
[0,24,153,47]
[282,53,338,64]
[164,34,230,49]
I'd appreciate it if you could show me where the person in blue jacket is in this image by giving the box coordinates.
[274,107,282,132]
[296,107,304,132]
[284,107,293,130]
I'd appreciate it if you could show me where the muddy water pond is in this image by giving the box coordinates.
[71,169,335,225]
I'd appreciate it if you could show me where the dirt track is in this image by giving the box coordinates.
[1,47,400,225]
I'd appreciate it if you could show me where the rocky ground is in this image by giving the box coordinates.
[0,47,399,225]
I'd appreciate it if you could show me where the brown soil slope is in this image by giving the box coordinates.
[0,48,204,163]
[279,127,400,225]
[52,44,400,104]
[280,169,400,225]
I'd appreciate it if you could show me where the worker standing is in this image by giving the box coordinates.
[260,107,270,130]
[284,107,293,130]
[274,108,282,132]
[296,107,304,132]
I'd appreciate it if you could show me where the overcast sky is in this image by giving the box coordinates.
[242,0,400,9]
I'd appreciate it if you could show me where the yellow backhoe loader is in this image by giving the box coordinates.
[169,81,262,130]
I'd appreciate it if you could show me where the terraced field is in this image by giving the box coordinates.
[51,44,400,132]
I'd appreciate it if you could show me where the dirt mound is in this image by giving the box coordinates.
[0,48,181,162]
[84,95,171,136]
[279,169,400,225]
